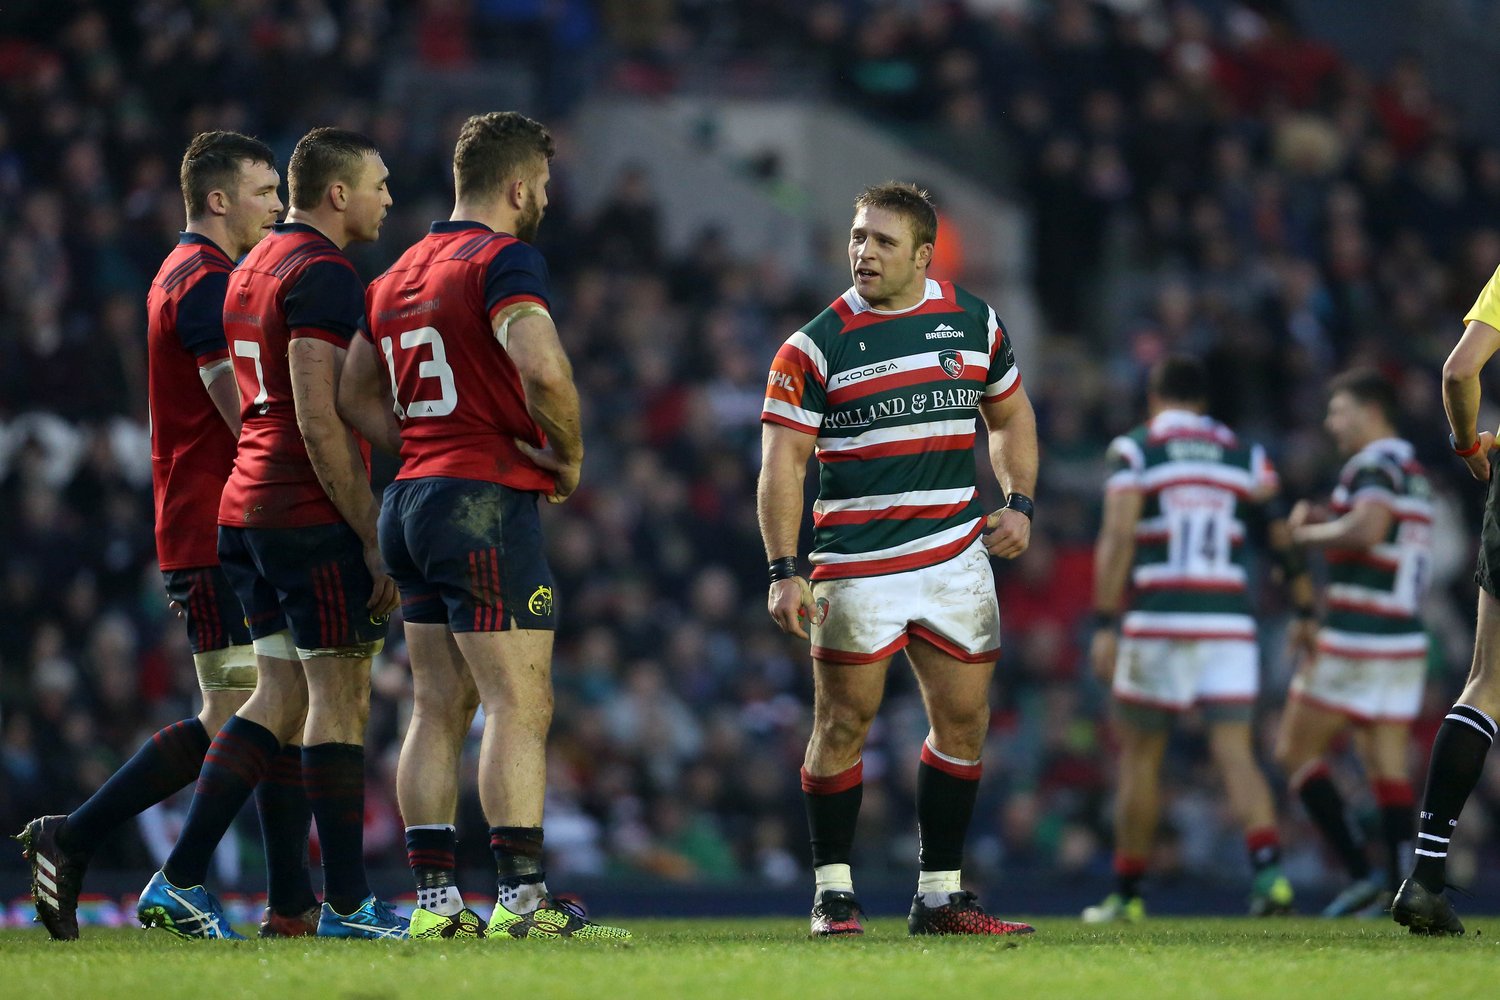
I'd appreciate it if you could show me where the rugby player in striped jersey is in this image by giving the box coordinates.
[1084,355,1316,923]
[1277,369,1433,917]
[758,182,1037,938]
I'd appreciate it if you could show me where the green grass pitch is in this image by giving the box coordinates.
[2,917,1498,1000]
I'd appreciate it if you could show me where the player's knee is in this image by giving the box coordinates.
[815,705,876,752]
[199,689,250,731]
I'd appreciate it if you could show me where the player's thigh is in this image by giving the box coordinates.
[252,522,389,657]
[406,621,477,714]
[810,657,891,730]
[453,628,555,710]
[1360,720,1412,780]
[905,635,997,728]
[1277,679,1351,762]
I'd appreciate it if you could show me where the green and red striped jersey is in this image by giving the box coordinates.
[1106,410,1277,641]
[762,279,1020,580]
[1320,437,1432,658]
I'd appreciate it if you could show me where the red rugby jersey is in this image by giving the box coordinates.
[363,221,554,491]
[148,233,237,569]
[218,222,370,529]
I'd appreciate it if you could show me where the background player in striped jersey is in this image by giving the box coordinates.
[15,131,321,940]
[1083,355,1315,923]
[1275,369,1433,916]
[1391,269,1500,935]
[343,111,627,941]
[759,182,1038,937]
[136,127,405,940]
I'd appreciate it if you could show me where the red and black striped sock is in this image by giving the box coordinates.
[916,741,981,874]
[1115,854,1147,900]
[408,824,462,914]
[490,825,544,880]
[60,717,210,855]
[1291,760,1371,880]
[255,744,317,915]
[163,716,278,889]
[303,742,370,914]
[802,761,863,869]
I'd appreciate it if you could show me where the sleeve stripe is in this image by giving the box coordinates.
[288,326,351,347]
[785,331,828,383]
[489,293,550,320]
[762,397,822,430]
[984,368,1021,399]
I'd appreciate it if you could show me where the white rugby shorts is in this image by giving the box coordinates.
[809,538,1000,664]
[1289,629,1428,723]
[1112,636,1259,712]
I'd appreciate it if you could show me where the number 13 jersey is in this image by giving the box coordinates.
[362,221,554,492]
[1105,409,1277,641]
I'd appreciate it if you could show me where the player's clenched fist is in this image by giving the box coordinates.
[983,507,1031,559]
[768,576,816,640]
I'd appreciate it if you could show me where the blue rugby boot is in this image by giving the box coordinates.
[136,870,245,940]
[316,895,410,939]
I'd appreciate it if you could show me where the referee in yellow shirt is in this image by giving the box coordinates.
[1391,268,1500,934]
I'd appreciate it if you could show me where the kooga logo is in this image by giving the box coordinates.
[830,361,899,389]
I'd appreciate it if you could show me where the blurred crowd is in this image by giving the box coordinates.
[4,0,1500,907]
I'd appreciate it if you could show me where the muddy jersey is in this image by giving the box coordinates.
[1321,437,1432,657]
[147,233,237,569]
[1105,410,1278,641]
[362,221,554,492]
[761,279,1020,580]
[217,222,369,529]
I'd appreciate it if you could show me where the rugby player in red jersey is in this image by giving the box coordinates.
[341,111,627,941]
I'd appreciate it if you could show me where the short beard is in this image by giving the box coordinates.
[515,199,542,243]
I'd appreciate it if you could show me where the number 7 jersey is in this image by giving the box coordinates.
[1105,409,1277,640]
[362,221,554,492]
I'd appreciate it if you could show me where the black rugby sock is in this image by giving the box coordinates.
[61,718,210,854]
[163,716,278,888]
[255,744,317,915]
[1413,705,1497,892]
[303,742,371,914]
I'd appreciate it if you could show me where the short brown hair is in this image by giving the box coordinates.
[453,112,555,202]
[853,181,938,249]
[287,127,379,211]
[1149,354,1209,405]
[180,131,276,219]
[1329,367,1399,426]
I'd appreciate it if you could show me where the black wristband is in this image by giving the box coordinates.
[768,556,799,583]
[1005,492,1034,520]
[1092,611,1120,631]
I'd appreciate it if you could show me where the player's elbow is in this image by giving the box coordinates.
[1443,349,1484,386]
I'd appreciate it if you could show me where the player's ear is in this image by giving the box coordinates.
[916,241,934,268]
[508,177,526,211]
[205,188,231,218]
[329,180,349,212]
